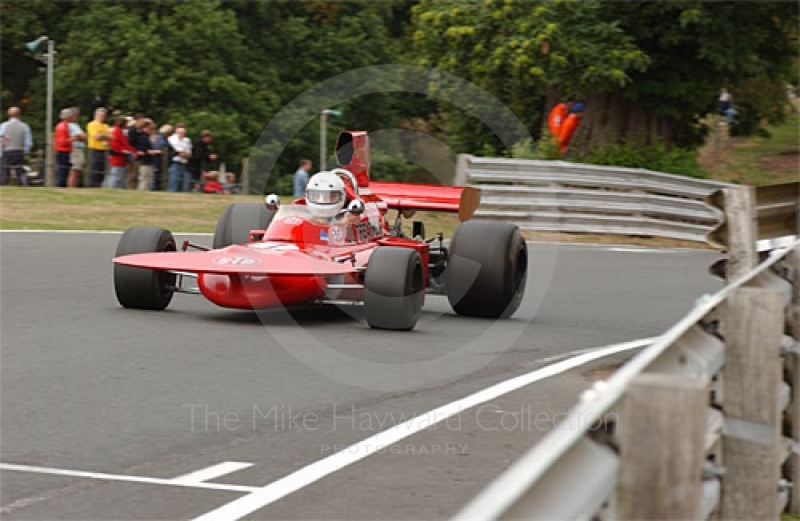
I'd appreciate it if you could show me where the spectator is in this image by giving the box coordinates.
[718,88,736,125]
[150,124,171,190]
[188,129,217,192]
[125,114,145,189]
[54,108,74,187]
[548,99,574,138]
[0,107,33,186]
[558,103,586,155]
[293,159,312,197]
[67,107,86,188]
[86,108,112,187]
[130,118,158,190]
[105,116,136,189]
[167,124,192,192]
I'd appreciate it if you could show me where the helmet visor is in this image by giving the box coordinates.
[307,189,343,205]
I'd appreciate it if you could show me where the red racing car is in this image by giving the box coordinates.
[112,131,528,330]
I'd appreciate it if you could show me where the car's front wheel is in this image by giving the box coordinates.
[363,247,424,331]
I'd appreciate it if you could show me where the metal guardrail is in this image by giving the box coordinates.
[459,156,799,245]
[457,155,732,243]
[455,237,799,520]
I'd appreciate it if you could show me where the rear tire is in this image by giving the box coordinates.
[364,247,424,331]
[213,203,275,248]
[114,227,177,310]
[446,221,527,318]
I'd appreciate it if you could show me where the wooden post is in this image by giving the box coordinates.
[617,373,709,519]
[723,186,758,280]
[790,245,800,513]
[721,287,785,519]
[454,154,470,186]
[240,157,250,195]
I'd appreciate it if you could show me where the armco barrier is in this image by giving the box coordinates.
[455,184,800,519]
[455,238,798,520]
[456,155,731,243]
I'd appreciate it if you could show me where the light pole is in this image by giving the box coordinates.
[319,109,342,170]
[26,36,55,187]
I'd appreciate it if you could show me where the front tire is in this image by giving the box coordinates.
[114,227,177,310]
[446,221,527,318]
[363,247,424,331]
[213,203,275,248]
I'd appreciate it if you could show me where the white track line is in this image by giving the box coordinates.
[193,337,654,521]
[0,463,258,493]
[0,229,212,236]
[172,462,253,484]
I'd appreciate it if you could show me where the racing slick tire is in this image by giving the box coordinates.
[363,247,424,331]
[114,227,177,310]
[446,221,527,319]
[213,203,275,249]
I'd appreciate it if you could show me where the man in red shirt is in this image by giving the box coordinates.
[548,100,573,138]
[54,108,74,187]
[559,103,586,155]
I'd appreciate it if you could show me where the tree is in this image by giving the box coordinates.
[410,0,799,153]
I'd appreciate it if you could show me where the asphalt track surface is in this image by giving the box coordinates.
[0,231,721,519]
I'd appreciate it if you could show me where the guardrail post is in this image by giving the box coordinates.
[617,373,709,519]
[455,154,470,186]
[721,287,785,519]
[723,186,758,280]
[790,246,800,513]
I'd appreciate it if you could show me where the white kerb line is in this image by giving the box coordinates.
[172,462,253,484]
[193,336,654,521]
[0,463,258,493]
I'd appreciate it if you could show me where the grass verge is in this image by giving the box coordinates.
[0,187,463,238]
[700,110,799,185]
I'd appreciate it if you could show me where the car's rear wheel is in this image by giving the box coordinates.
[114,227,177,310]
[213,203,275,249]
[446,221,527,318]
[363,247,424,331]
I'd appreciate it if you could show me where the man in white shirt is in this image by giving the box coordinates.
[0,107,34,186]
[167,124,192,192]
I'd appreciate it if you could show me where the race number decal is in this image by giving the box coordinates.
[212,255,260,266]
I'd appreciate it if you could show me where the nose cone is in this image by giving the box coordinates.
[197,273,327,309]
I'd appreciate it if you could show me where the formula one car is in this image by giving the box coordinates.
[112,131,528,330]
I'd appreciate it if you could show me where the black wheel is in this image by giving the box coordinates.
[446,221,527,318]
[213,203,275,248]
[363,247,424,331]
[114,227,177,310]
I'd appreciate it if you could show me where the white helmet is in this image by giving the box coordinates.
[306,171,346,220]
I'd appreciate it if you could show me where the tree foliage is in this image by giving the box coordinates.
[412,0,798,153]
[0,0,796,189]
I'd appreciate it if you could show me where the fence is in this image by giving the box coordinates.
[455,186,800,519]
[457,155,764,244]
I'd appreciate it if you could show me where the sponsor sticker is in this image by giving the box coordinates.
[212,255,260,266]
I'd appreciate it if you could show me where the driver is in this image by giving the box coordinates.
[305,171,347,221]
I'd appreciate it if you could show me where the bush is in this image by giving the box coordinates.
[510,131,560,161]
[575,142,708,179]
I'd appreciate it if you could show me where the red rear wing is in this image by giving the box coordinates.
[368,182,481,222]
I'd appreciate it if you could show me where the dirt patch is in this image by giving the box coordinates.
[583,362,625,381]
[521,229,713,249]
[756,149,800,181]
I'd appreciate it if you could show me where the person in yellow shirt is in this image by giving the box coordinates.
[86,108,112,187]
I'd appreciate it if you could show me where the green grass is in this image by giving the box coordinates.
[701,109,800,186]
[0,187,461,237]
